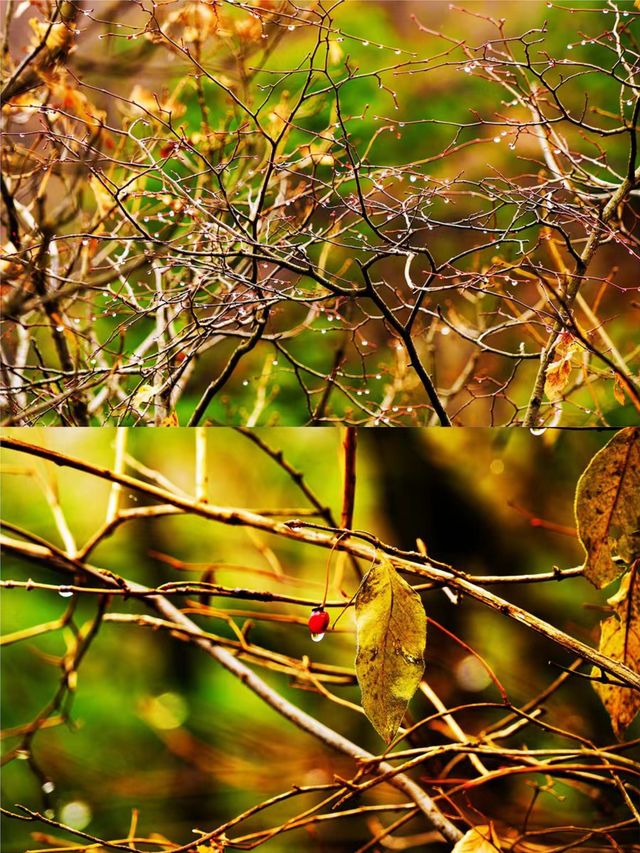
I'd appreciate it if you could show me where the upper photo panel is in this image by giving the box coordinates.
[1,0,639,427]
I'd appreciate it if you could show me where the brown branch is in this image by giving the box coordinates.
[1,435,638,690]
[0,532,462,846]
[340,426,357,531]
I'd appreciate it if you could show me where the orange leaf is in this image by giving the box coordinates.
[613,374,627,406]
[159,412,180,427]
[544,335,581,402]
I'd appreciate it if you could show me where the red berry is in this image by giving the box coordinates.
[308,608,330,637]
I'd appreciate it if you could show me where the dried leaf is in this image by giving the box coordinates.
[452,824,502,853]
[544,335,581,402]
[544,355,572,402]
[575,427,640,588]
[355,559,426,742]
[613,374,627,407]
[159,412,180,427]
[593,564,640,739]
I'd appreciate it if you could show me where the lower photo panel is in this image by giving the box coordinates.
[1,427,638,852]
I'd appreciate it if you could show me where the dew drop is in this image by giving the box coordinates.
[60,801,92,830]
[529,427,546,436]
[311,632,325,643]
[58,586,73,598]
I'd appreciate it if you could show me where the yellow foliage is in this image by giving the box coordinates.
[234,15,263,42]
[126,85,186,120]
[195,841,226,852]
[167,1,222,43]
[2,90,43,118]
[328,39,343,65]
[267,91,290,138]
[159,412,180,427]
[38,70,106,127]
[593,565,640,739]
[29,18,73,52]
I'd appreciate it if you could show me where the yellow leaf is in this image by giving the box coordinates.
[575,427,640,588]
[452,825,502,853]
[195,840,226,853]
[328,39,343,65]
[309,144,334,166]
[267,91,290,138]
[29,18,72,52]
[593,564,640,739]
[132,385,156,408]
[355,559,426,742]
